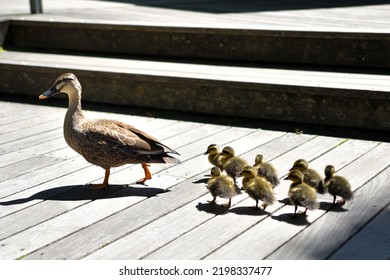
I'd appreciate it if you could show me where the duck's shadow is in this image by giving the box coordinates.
[0,184,168,206]
[228,206,269,216]
[271,213,310,226]
[319,201,349,212]
[196,202,228,215]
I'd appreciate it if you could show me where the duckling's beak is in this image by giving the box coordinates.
[203,151,209,155]
[284,176,290,180]
[39,86,61,100]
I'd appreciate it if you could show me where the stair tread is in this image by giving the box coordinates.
[1,50,390,98]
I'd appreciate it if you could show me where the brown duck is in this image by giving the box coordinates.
[289,159,324,194]
[39,73,180,189]
[324,165,353,206]
[285,169,319,216]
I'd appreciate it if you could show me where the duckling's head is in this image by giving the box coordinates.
[221,146,235,159]
[289,159,308,171]
[39,73,81,100]
[284,169,304,183]
[210,167,222,177]
[204,144,219,155]
[324,165,336,178]
[254,154,264,165]
[240,166,257,178]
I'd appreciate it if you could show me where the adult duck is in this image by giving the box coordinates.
[39,73,180,189]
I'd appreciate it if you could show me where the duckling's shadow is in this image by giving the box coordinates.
[228,206,269,216]
[319,201,349,212]
[278,198,291,205]
[0,184,167,206]
[195,202,228,215]
[192,178,209,184]
[271,213,310,226]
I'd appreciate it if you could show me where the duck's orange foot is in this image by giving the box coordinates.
[137,163,152,184]
[261,202,269,210]
[337,198,346,206]
[86,169,110,189]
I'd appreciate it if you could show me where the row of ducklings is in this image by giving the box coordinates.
[203,144,353,217]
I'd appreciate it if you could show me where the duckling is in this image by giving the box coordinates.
[253,154,280,188]
[203,144,223,170]
[284,169,319,216]
[240,166,275,210]
[207,167,241,208]
[39,73,180,189]
[220,146,247,183]
[289,159,324,194]
[324,165,353,206]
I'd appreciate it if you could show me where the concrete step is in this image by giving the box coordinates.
[0,50,389,130]
[4,19,390,68]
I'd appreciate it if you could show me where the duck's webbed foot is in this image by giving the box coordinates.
[208,197,217,205]
[137,163,152,184]
[85,168,110,190]
[337,198,346,206]
[221,199,232,208]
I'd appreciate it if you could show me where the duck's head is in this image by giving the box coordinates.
[240,165,257,178]
[284,169,304,183]
[324,165,336,178]
[39,73,81,100]
[204,144,219,155]
[254,154,264,165]
[210,166,222,177]
[221,146,235,159]
[289,159,308,171]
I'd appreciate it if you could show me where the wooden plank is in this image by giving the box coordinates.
[2,51,390,92]
[18,128,281,260]
[0,116,199,214]
[203,142,389,260]
[82,132,318,259]
[266,168,390,260]
[329,205,390,260]
[142,137,368,260]
[0,121,257,258]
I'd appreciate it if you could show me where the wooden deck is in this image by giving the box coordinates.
[0,100,389,260]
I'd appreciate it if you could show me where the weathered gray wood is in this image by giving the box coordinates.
[266,168,390,260]
[329,205,390,260]
[6,17,390,67]
[82,133,316,259]
[143,138,376,259]
[1,51,390,130]
[204,142,390,260]
[19,129,282,260]
[0,117,258,258]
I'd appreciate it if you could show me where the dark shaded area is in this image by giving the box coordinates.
[195,201,229,214]
[99,0,390,13]
[2,94,389,143]
[228,205,269,216]
[271,212,310,226]
[0,184,167,206]
[319,201,349,212]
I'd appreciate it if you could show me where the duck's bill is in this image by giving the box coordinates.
[39,86,60,100]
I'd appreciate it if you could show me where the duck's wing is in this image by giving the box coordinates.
[83,119,180,158]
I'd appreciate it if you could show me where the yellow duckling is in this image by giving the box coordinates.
[39,73,180,189]
[253,154,280,188]
[203,144,223,170]
[207,167,241,208]
[240,166,275,210]
[284,169,319,216]
[220,146,247,182]
[324,165,353,206]
[289,159,324,194]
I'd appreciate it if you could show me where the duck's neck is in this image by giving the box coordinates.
[65,89,85,127]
